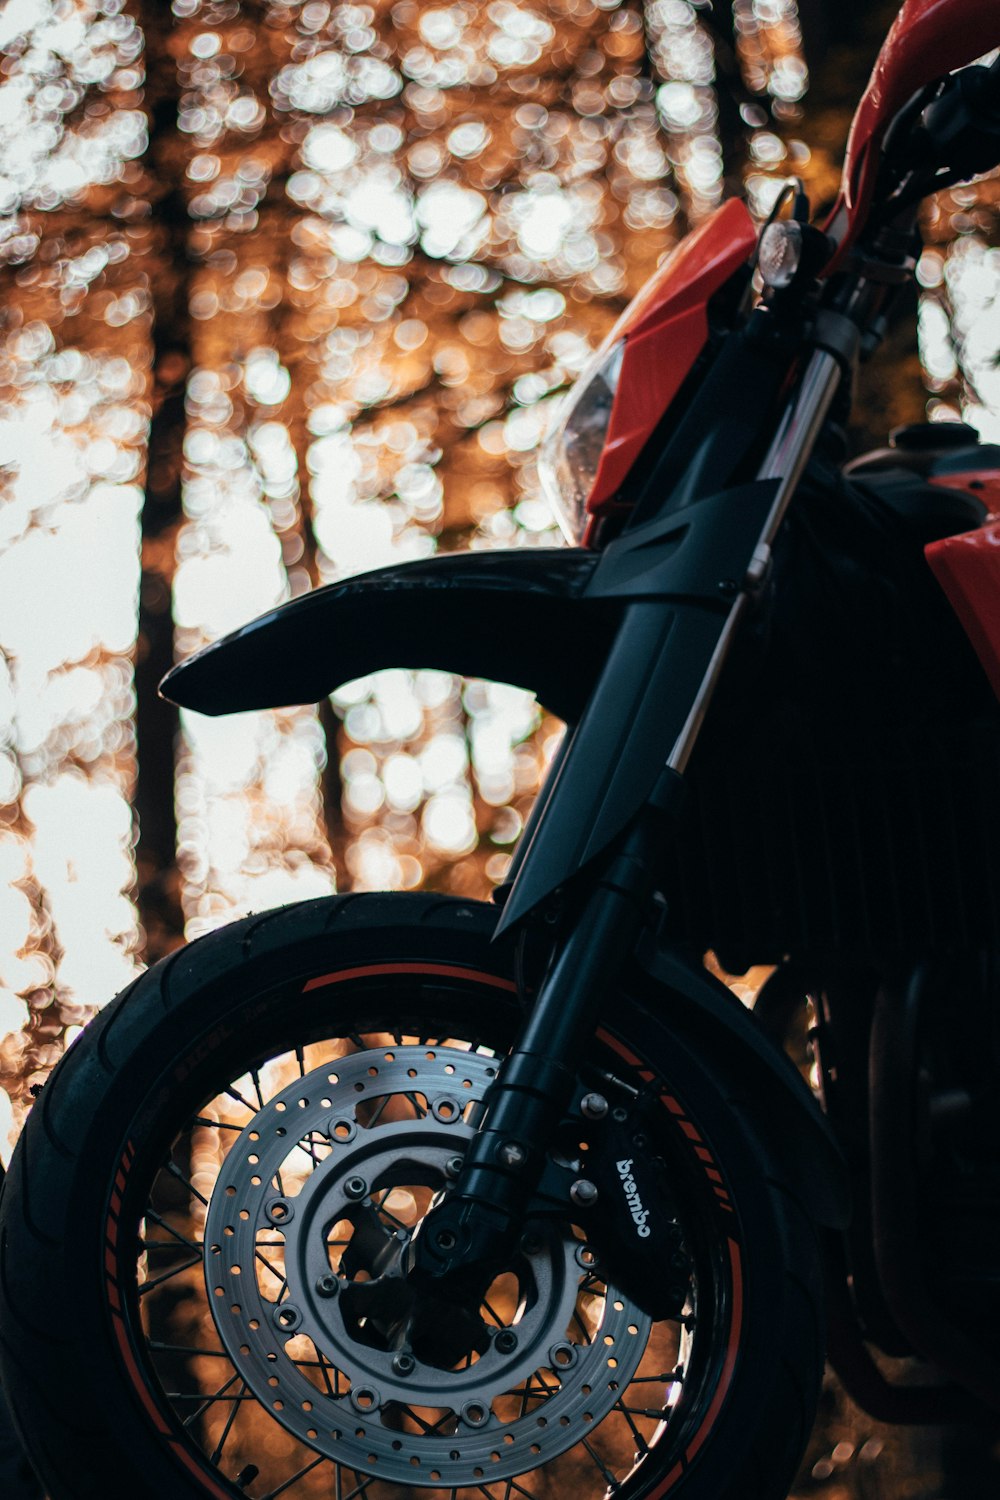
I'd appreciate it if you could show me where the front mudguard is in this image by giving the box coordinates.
[636,934,849,1229]
[163,485,778,936]
[161,548,610,726]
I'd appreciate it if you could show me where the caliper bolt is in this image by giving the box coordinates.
[392,1351,416,1377]
[495,1329,518,1355]
[497,1141,527,1169]
[445,1155,464,1180]
[570,1179,599,1208]
[344,1175,368,1200]
[580,1092,609,1120]
[315,1273,340,1298]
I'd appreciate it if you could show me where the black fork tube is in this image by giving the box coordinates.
[411,796,670,1279]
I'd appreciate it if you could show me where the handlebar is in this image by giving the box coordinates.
[891,55,1000,202]
[922,54,1000,173]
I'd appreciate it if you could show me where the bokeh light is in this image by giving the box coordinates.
[6,1,978,1218]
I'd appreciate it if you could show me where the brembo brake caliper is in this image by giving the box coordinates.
[571,1081,693,1322]
[408,1071,691,1330]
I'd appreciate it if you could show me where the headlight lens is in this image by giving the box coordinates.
[538,339,625,543]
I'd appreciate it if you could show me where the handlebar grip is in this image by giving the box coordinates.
[920,61,1000,176]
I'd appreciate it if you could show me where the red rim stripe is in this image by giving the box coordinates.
[304,962,518,994]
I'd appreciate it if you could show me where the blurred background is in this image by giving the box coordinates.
[0,0,999,1493]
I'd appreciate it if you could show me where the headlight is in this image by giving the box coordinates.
[538,339,625,544]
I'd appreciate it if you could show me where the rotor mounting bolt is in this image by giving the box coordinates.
[498,1141,527,1169]
[580,1092,609,1120]
[391,1351,416,1377]
[445,1154,464,1180]
[344,1175,368,1200]
[315,1273,340,1298]
[570,1178,599,1208]
[494,1329,518,1355]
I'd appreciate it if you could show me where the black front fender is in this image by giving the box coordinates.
[160,548,612,725]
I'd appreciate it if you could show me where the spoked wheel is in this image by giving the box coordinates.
[154,1031,684,1496]
[0,895,823,1500]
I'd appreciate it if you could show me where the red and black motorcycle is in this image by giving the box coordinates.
[5,2,1000,1496]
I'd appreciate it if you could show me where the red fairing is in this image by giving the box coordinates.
[824,0,1000,272]
[586,198,756,516]
[926,520,1000,701]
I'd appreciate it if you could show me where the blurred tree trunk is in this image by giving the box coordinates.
[134,0,189,961]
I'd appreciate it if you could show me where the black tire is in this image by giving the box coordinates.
[0,893,823,1500]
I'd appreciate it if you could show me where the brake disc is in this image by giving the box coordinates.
[204,1044,652,1487]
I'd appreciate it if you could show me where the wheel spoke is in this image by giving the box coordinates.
[614,1397,650,1454]
[250,1068,268,1111]
[372,1199,410,1235]
[169,1387,256,1407]
[481,1298,506,1327]
[165,1160,210,1208]
[224,1085,258,1114]
[571,1308,594,1344]
[253,1245,287,1299]
[150,1342,230,1359]
[365,1093,392,1128]
[208,1380,247,1463]
[260,1452,329,1498]
[142,1208,200,1252]
[581,1437,620,1491]
[504,1478,536,1500]
[139,1256,203,1295]
[177,1372,241,1428]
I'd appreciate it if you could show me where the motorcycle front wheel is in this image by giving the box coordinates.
[0,893,823,1500]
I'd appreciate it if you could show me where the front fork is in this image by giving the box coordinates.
[413,341,846,1291]
[411,777,679,1286]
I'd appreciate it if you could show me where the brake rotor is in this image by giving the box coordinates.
[204,1044,653,1487]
